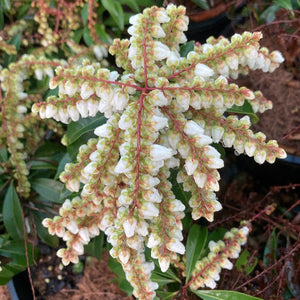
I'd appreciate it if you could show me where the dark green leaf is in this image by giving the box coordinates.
[186,224,208,282]
[0,2,4,30]
[72,29,83,44]
[108,255,133,295]
[259,5,279,23]
[0,266,15,285]
[28,160,57,170]
[32,211,59,247]
[31,178,64,203]
[9,32,22,50]
[211,143,225,159]
[263,229,278,266]
[119,0,139,12]
[235,249,258,275]
[55,153,71,180]
[84,232,104,260]
[170,170,191,207]
[17,3,30,19]
[227,100,259,124]
[180,41,195,57]
[151,271,177,286]
[66,114,106,145]
[83,27,93,47]
[193,290,262,300]
[0,240,38,266]
[81,3,89,26]
[0,147,8,162]
[73,261,84,273]
[274,0,293,10]
[190,0,210,10]
[101,0,124,30]
[3,183,24,241]
[156,291,179,300]
[95,24,112,44]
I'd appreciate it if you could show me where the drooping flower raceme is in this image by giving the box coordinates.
[37,5,286,299]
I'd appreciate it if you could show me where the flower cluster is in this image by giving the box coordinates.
[0,54,66,197]
[39,4,286,299]
[189,225,249,290]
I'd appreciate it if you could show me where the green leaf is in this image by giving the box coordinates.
[263,229,278,266]
[180,41,195,57]
[274,0,293,10]
[65,114,106,145]
[186,224,208,282]
[28,160,57,170]
[32,211,59,247]
[31,178,64,203]
[259,5,280,23]
[101,0,124,30]
[227,100,259,124]
[0,240,38,266]
[0,2,4,30]
[55,153,71,180]
[95,24,112,44]
[3,183,24,241]
[81,3,89,26]
[156,291,179,300]
[9,32,22,50]
[84,232,104,260]
[17,2,30,19]
[192,290,262,300]
[108,255,133,295]
[0,266,15,285]
[151,271,177,286]
[170,170,191,207]
[235,249,258,275]
[0,147,8,162]
[72,28,83,44]
[190,0,210,10]
[83,26,93,47]
[118,0,139,12]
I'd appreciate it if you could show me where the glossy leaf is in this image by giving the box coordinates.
[81,2,89,26]
[32,211,59,247]
[193,290,262,300]
[186,224,208,282]
[151,271,177,286]
[227,100,258,124]
[190,0,209,10]
[0,240,38,266]
[108,255,133,295]
[55,153,71,180]
[3,183,24,241]
[101,0,124,30]
[0,266,15,285]
[84,232,104,260]
[180,40,195,57]
[156,291,179,300]
[65,114,106,145]
[31,178,64,203]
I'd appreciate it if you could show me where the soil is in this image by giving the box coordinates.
[32,251,131,300]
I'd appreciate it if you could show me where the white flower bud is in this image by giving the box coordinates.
[152,24,166,38]
[123,218,137,238]
[45,104,57,118]
[153,41,170,61]
[34,69,43,80]
[166,238,185,255]
[184,120,204,136]
[76,100,89,118]
[150,144,173,161]
[67,105,80,122]
[184,156,198,175]
[79,227,90,243]
[254,149,266,164]
[94,123,110,138]
[195,63,214,78]
[81,82,94,99]
[119,249,130,264]
[159,256,170,272]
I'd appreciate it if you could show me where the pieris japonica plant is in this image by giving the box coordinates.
[37,4,287,300]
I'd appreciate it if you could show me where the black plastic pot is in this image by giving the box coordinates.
[8,270,34,300]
